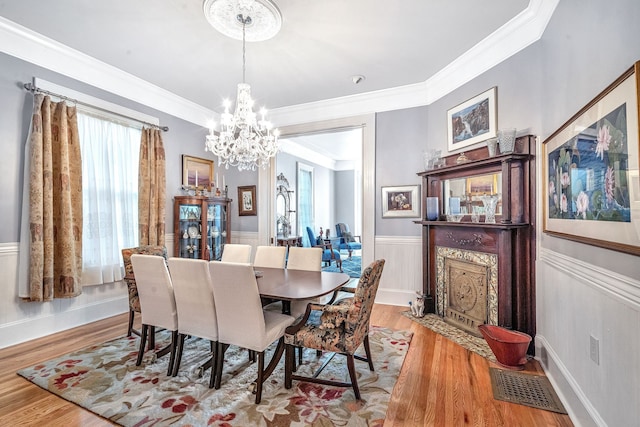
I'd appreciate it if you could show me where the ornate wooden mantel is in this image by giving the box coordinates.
[416,136,536,349]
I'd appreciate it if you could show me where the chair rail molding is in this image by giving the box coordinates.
[539,247,640,308]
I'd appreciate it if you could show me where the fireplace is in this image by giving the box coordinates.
[417,136,536,346]
[436,247,498,336]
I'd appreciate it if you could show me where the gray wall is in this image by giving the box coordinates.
[334,169,356,235]
[538,0,640,279]
[375,106,428,236]
[0,51,211,244]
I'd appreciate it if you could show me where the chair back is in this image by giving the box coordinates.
[209,262,266,350]
[347,259,386,339]
[305,226,317,247]
[130,254,177,331]
[121,245,167,311]
[221,244,252,263]
[253,245,287,268]
[335,223,348,241]
[287,246,322,271]
[168,257,218,341]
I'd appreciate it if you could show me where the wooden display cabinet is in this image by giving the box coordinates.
[416,135,536,348]
[173,195,232,261]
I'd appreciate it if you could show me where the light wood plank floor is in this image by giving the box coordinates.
[0,304,574,426]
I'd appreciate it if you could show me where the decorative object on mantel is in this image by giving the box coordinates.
[497,128,517,154]
[422,149,442,170]
[486,137,498,157]
[456,152,469,164]
[481,194,499,223]
[447,86,497,152]
[426,197,439,220]
[204,0,280,171]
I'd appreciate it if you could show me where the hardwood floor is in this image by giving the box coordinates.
[0,305,574,426]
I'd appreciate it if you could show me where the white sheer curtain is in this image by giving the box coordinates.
[78,113,141,285]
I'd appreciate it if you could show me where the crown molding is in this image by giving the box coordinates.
[271,0,559,126]
[0,15,216,127]
[0,0,558,128]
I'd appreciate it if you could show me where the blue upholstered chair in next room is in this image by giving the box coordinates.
[305,226,342,272]
[335,223,362,258]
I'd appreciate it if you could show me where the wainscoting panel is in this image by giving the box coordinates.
[536,248,640,427]
[374,236,422,306]
[0,242,129,349]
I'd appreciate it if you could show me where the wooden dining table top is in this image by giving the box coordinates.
[255,267,350,301]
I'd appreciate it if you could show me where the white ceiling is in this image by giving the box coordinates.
[1,0,550,162]
[0,0,530,112]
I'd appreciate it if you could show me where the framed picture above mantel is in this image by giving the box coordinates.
[447,87,497,152]
[542,60,640,256]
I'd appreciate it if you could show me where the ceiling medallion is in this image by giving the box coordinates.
[203,0,282,42]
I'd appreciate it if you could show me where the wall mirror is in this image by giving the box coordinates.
[276,173,295,237]
[442,172,502,215]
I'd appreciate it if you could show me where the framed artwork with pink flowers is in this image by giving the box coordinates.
[543,60,640,256]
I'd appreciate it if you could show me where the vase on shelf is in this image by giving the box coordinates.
[497,128,517,154]
[481,195,499,224]
[426,197,439,221]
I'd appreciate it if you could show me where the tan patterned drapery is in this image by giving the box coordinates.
[138,128,166,246]
[27,94,83,301]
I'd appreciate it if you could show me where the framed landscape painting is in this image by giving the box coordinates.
[543,61,640,256]
[447,87,497,152]
[182,155,213,189]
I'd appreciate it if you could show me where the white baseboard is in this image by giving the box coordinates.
[0,295,128,349]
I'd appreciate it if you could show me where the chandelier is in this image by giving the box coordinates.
[204,0,281,171]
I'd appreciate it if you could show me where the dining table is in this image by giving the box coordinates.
[250,267,351,387]
[255,267,351,315]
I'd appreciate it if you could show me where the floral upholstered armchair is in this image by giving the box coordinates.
[284,258,385,400]
[335,223,362,258]
[121,245,167,337]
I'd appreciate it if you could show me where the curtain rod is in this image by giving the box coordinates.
[23,82,169,132]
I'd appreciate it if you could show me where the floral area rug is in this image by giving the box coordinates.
[401,311,497,363]
[17,326,412,426]
[322,255,361,278]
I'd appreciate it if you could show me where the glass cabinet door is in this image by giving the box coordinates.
[178,202,202,259]
[206,201,228,260]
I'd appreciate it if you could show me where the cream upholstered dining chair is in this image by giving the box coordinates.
[120,245,167,338]
[209,261,295,404]
[284,259,385,401]
[286,246,322,271]
[167,257,219,385]
[130,254,179,376]
[220,243,252,263]
[253,245,287,269]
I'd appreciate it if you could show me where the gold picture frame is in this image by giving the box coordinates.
[182,155,214,189]
[542,61,640,256]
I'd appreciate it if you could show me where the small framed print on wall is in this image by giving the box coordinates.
[238,185,257,216]
[382,185,420,218]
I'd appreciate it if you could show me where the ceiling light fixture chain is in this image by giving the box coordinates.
[204,0,281,172]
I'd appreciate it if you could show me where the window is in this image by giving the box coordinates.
[78,113,141,285]
[297,162,314,246]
